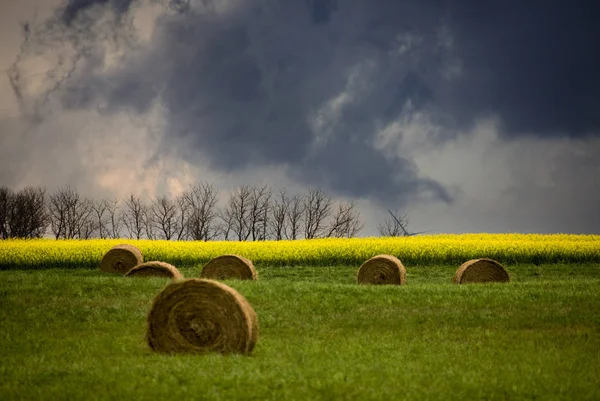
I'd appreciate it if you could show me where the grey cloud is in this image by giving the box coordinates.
[84,0,450,206]
[383,72,434,121]
[297,137,452,204]
[306,0,338,25]
[442,0,600,137]
[13,0,600,213]
[62,0,136,24]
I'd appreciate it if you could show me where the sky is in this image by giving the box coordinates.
[1,0,599,235]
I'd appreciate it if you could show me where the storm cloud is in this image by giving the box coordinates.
[62,0,136,24]
[9,0,456,205]
[3,0,600,233]
[444,0,600,137]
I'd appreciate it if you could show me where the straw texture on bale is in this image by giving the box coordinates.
[453,258,510,284]
[147,279,258,354]
[200,254,258,281]
[357,254,406,285]
[100,244,143,274]
[125,261,183,280]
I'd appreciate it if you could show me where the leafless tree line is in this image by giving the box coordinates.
[0,184,417,240]
[0,184,378,240]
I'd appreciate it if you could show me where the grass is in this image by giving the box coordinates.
[1,264,599,400]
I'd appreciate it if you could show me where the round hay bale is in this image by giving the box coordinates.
[357,254,406,285]
[453,258,510,284]
[125,261,183,280]
[147,278,258,354]
[200,254,257,281]
[100,244,143,274]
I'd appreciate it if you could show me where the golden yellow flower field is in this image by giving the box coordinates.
[1,234,599,269]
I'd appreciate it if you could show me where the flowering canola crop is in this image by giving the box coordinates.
[1,234,599,270]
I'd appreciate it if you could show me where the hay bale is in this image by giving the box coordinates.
[147,278,258,354]
[100,244,143,274]
[453,258,510,284]
[357,254,406,285]
[125,261,183,280]
[200,254,257,281]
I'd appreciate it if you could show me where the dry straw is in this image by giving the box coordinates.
[200,254,258,281]
[453,258,510,284]
[100,244,143,274]
[357,254,406,285]
[125,261,183,280]
[147,278,258,354]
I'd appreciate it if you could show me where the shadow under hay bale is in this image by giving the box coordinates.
[100,244,143,274]
[453,258,510,284]
[357,254,406,285]
[147,278,258,354]
[199,254,257,281]
[125,261,183,280]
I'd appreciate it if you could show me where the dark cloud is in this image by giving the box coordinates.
[142,1,450,204]
[297,137,452,204]
[11,0,600,209]
[384,72,434,120]
[62,0,136,24]
[306,0,338,25]
[444,0,600,137]
[166,0,191,13]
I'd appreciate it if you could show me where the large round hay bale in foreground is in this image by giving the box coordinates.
[453,258,510,284]
[125,261,183,280]
[200,254,257,281]
[100,244,143,274]
[147,279,258,354]
[357,254,406,285]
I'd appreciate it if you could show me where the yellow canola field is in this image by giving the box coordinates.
[1,234,599,269]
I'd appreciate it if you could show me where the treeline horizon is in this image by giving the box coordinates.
[0,184,410,241]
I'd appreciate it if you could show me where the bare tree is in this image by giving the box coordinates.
[71,199,95,239]
[48,189,67,239]
[259,189,271,241]
[249,185,271,241]
[78,214,96,239]
[143,207,156,240]
[218,207,235,240]
[303,189,333,239]
[174,193,189,240]
[378,209,410,237]
[27,187,50,238]
[121,194,146,239]
[285,194,304,240]
[91,199,110,239]
[185,183,219,241]
[106,198,122,239]
[3,187,49,239]
[226,185,252,241]
[149,195,179,240]
[270,189,289,241]
[0,187,12,239]
[48,186,94,239]
[73,199,95,239]
[326,201,364,238]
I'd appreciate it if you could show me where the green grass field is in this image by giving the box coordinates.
[1,264,599,400]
